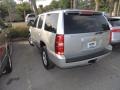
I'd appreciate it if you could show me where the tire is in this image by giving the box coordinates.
[28,36,34,46]
[3,55,12,74]
[41,46,55,70]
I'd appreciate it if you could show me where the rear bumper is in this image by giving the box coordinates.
[111,40,120,44]
[66,49,110,63]
[48,45,112,68]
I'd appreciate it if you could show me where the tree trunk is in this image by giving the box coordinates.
[117,0,120,16]
[95,0,100,11]
[108,0,114,16]
[73,0,77,9]
[70,0,73,8]
[29,0,38,15]
[112,0,118,16]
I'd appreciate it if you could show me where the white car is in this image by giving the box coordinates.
[108,17,120,45]
[25,14,36,25]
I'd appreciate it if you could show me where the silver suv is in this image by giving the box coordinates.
[29,9,112,69]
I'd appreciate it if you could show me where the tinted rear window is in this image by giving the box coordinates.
[109,18,120,27]
[64,13,110,34]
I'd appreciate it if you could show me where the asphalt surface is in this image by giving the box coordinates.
[0,41,120,90]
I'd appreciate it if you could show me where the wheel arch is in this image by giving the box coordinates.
[40,41,46,48]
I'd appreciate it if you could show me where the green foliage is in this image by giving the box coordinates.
[9,28,29,38]
[78,0,109,12]
[14,14,24,22]
[78,0,95,9]
[99,0,109,12]
[38,0,71,13]
[0,19,5,27]
[59,0,70,9]
[0,3,9,19]
[50,0,60,9]
[16,2,32,19]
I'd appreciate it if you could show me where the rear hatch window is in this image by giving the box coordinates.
[108,18,120,27]
[64,12,110,34]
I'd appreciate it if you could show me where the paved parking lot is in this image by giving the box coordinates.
[0,41,120,90]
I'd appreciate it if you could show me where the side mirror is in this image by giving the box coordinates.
[28,20,34,26]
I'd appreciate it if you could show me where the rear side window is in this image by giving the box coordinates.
[64,13,110,34]
[45,13,58,33]
[38,15,44,29]
[109,18,120,27]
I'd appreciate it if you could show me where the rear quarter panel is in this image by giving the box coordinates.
[40,30,56,53]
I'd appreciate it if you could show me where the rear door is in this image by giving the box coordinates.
[35,15,44,43]
[64,12,110,58]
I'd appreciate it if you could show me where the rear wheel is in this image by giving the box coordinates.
[28,36,34,46]
[41,46,55,70]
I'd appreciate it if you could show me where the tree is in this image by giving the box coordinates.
[38,0,59,13]
[112,0,119,16]
[59,0,70,9]
[95,0,100,11]
[117,0,120,16]
[78,0,95,9]
[1,0,16,22]
[16,2,32,18]
[29,0,38,15]
[38,0,71,13]
[50,0,59,9]
[0,3,9,19]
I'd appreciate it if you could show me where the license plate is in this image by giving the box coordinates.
[88,41,96,48]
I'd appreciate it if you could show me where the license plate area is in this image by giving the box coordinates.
[88,41,96,48]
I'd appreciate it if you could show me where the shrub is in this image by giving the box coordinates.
[8,22,29,39]
[0,18,6,28]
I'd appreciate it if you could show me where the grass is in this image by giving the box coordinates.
[12,22,28,29]
[8,22,29,39]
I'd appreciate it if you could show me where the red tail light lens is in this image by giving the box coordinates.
[109,31,112,44]
[55,34,64,55]
[112,29,120,32]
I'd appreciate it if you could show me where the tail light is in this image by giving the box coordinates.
[109,30,112,44]
[55,34,64,55]
[112,29,120,32]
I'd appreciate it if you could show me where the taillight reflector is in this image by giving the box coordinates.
[112,29,120,32]
[109,31,112,43]
[55,35,64,55]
